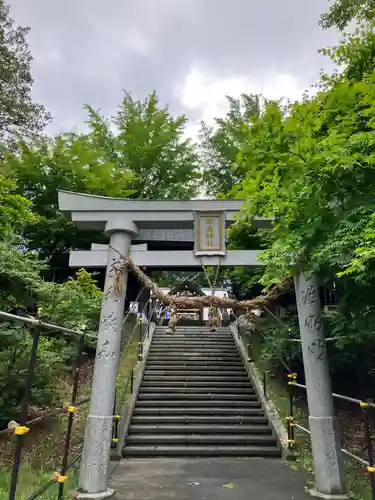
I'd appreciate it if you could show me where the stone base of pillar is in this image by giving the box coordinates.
[75,488,115,500]
[308,488,348,499]
[79,414,113,493]
[309,416,347,498]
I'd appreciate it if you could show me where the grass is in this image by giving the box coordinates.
[247,330,374,500]
[0,317,140,500]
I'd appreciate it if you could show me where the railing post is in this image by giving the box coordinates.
[362,401,375,500]
[287,373,297,449]
[111,392,120,451]
[263,371,267,399]
[247,342,253,362]
[138,316,143,362]
[57,334,85,500]
[9,325,41,500]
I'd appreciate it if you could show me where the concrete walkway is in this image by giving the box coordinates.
[110,457,311,499]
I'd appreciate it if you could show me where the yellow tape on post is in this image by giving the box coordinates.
[14,426,30,435]
[53,472,68,483]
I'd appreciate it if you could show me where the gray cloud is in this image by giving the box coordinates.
[8,0,340,133]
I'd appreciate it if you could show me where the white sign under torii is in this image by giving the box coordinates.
[194,211,226,257]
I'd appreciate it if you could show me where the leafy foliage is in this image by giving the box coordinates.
[0,235,102,423]
[83,91,200,200]
[234,28,375,288]
[4,133,135,253]
[0,0,50,143]
[197,20,375,385]
[0,173,37,233]
[200,94,260,198]
[5,91,201,254]
[40,268,102,330]
[320,0,375,30]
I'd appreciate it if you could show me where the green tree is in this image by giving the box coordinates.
[320,0,375,30]
[0,173,37,233]
[200,94,260,198]
[228,23,375,368]
[85,91,200,199]
[0,0,50,142]
[0,234,102,423]
[198,93,269,296]
[235,80,375,286]
[4,133,135,253]
[5,91,201,254]
[0,2,106,425]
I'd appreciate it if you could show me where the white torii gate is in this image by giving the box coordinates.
[59,190,270,497]
[59,191,270,269]
[58,190,345,499]
[59,190,269,498]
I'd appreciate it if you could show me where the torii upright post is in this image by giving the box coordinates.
[78,222,136,498]
[294,272,346,499]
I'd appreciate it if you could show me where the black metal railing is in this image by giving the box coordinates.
[0,286,154,499]
[111,296,156,451]
[232,308,291,401]
[236,306,375,499]
[0,310,96,500]
[287,377,375,500]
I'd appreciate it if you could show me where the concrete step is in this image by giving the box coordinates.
[136,400,261,408]
[152,337,232,342]
[153,331,232,335]
[142,375,249,382]
[141,380,250,388]
[134,407,266,416]
[144,369,247,376]
[137,393,257,401]
[152,339,234,344]
[150,348,236,353]
[147,356,240,362]
[124,325,279,460]
[154,327,230,331]
[154,330,230,333]
[148,351,240,357]
[146,359,243,366]
[126,434,277,446]
[149,354,240,360]
[155,327,229,331]
[144,365,246,372]
[151,346,236,351]
[139,386,254,394]
[150,343,238,353]
[122,445,281,457]
[152,335,234,340]
[128,424,273,434]
[131,415,270,425]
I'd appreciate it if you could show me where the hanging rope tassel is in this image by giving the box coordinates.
[200,257,222,332]
[166,300,179,334]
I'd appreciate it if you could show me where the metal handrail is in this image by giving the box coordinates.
[0,310,92,500]
[2,288,150,500]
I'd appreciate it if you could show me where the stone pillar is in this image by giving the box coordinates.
[78,221,137,498]
[294,272,346,499]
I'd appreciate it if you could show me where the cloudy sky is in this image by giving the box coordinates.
[8,0,340,136]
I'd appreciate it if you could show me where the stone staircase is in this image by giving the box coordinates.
[123,325,281,457]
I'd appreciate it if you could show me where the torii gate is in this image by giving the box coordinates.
[58,191,345,500]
